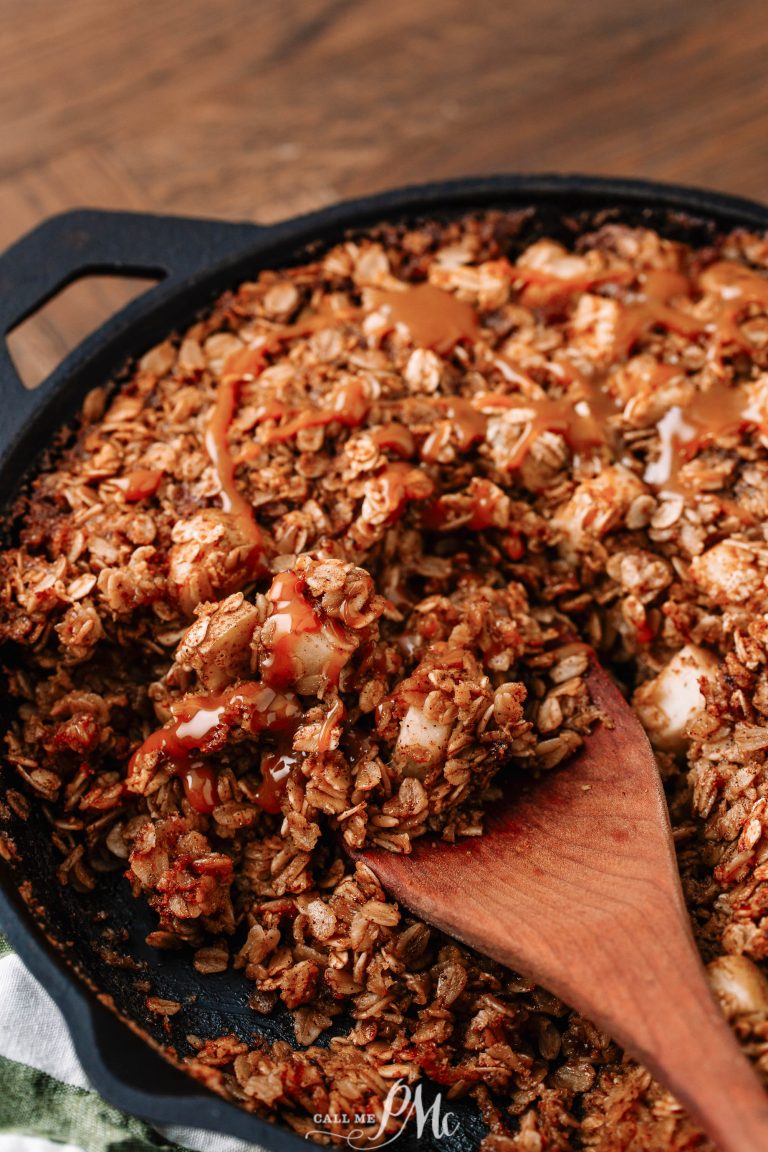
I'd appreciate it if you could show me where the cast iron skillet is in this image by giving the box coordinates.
[1,175,768,1150]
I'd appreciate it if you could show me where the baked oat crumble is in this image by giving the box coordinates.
[4,209,768,1148]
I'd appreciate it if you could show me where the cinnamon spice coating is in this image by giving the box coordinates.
[4,210,768,1149]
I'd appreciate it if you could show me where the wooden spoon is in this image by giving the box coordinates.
[355,645,768,1152]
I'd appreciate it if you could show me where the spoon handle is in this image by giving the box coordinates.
[570,905,768,1152]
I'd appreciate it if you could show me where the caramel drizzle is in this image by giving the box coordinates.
[510,256,768,361]
[256,749,297,813]
[370,282,479,352]
[511,260,634,304]
[478,365,763,496]
[255,377,370,444]
[375,461,435,522]
[699,261,768,357]
[205,376,263,554]
[260,570,351,690]
[131,260,768,810]
[471,353,623,470]
[181,764,219,814]
[369,422,416,458]
[113,468,164,502]
[207,286,473,534]
[128,569,353,813]
[203,281,477,550]
[204,260,768,536]
[421,398,488,462]
[612,270,703,359]
[127,683,302,814]
[421,476,506,532]
[206,308,356,559]
[644,379,765,497]
[513,259,768,360]
[316,697,345,754]
[497,259,768,488]
[701,261,768,307]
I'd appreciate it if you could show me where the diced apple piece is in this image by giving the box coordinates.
[175,592,261,691]
[634,644,717,752]
[395,705,453,779]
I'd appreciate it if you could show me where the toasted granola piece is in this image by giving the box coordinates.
[551,465,648,557]
[690,539,767,606]
[97,545,166,616]
[175,592,263,691]
[377,643,525,786]
[168,510,260,616]
[569,293,623,363]
[294,553,387,630]
[127,816,235,934]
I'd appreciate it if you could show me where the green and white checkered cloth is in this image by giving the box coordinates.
[0,940,262,1152]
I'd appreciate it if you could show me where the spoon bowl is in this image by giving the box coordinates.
[355,646,768,1152]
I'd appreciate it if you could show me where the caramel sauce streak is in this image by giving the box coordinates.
[114,468,164,502]
[612,271,702,359]
[205,375,264,552]
[421,397,488,463]
[256,750,296,815]
[644,380,765,497]
[182,764,219,814]
[376,462,436,522]
[370,283,478,351]
[261,570,351,691]
[498,259,768,490]
[128,682,303,814]
[700,261,768,307]
[206,308,358,554]
[473,360,622,469]
[257,377,370,444]
[511,261,635,304]
[317,698,345,754]
[369,423,416,458]
[205,259,768,545]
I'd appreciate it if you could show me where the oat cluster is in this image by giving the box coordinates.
[3,210,768,1150]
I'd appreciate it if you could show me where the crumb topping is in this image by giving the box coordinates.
[4,209,768,1149]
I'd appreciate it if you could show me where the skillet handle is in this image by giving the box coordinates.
[0,207,262,442]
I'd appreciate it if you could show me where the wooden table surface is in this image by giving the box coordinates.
[2,0,768,386]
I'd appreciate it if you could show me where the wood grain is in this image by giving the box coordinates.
[357,652,768,1152]
[2,0,767,378]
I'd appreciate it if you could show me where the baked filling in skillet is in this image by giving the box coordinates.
[3,210,768,1148]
